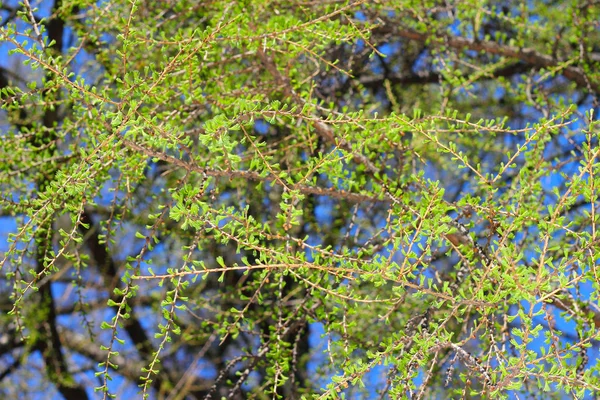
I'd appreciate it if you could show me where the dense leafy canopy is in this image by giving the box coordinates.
[1,0,600,398]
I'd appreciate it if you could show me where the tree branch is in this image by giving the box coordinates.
[377,25,599,94]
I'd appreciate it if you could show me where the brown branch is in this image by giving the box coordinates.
[35,280,89,400]
[359,62,532,89]
[547,292,600,329]
[62,329,215,394]
[256,47,381,175]
[119,135,381,204]
[78,209,211,398]
[29,1,89,398]
[60,331,145,383]
[78,210,169,390]
[378,26,599,94]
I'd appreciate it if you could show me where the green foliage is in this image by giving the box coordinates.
[1,0,600,399]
